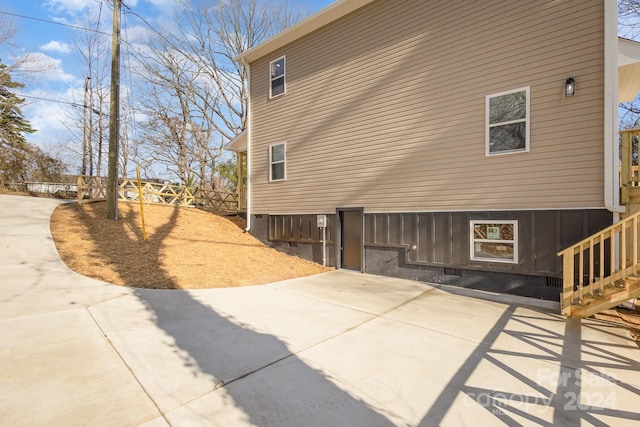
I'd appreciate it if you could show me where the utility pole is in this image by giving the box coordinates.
[106,0,121,220]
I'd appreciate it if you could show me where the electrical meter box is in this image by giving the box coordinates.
[316,214,327,228]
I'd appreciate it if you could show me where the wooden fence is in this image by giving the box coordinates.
[621,130,640,196]
[77,176,239,212]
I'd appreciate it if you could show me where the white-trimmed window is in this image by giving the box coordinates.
[486,87,530,155]
[269,56,286,98]
[470,220,518,264]
[269,142,286,181]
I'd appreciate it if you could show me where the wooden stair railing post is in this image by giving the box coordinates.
[631,216,640,276]
[600,234,605,282]
[561,249,575,317]
[578,242,585,303]
[621,222,627,282]
[621,130,632,205]
[589,238,594,293]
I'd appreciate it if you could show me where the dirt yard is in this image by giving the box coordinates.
[50,201,331,289]
[594,308,640,349]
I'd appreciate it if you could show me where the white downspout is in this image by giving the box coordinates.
[244,61,252,231]
[604,0,625,218]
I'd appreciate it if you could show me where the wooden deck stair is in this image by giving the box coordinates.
[568,276,640,318]
[557,210,640,318]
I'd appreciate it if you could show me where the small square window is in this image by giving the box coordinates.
[269,142,285,181]
[270,56,286,98]
[486,87,530,155]
[470,220,518,264]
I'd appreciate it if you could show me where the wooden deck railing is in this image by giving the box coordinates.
[77,176,239,211]
[557,211,640,317]
[621,130,640,200]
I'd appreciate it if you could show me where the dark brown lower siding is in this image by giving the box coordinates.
[364,246,560,300]
[249,209,613,300]
[250,214,336,266]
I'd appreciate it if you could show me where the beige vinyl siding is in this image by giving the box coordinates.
[249,0,605,214]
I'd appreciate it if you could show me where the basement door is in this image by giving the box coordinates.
[338,208,363,271]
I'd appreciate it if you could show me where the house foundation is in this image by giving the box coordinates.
[249,209,613,301]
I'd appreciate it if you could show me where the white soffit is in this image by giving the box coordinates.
[619,37,640,102]
[223,130,247,152]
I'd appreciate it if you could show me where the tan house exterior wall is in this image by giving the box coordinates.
[248,0,605,215]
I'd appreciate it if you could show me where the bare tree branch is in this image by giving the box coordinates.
[131,0,305,188]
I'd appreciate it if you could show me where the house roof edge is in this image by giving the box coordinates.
[235,0,376,65]
[223,130,247,152]
[619,37,640,66]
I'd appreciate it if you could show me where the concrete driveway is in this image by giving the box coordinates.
[1,194,639,426]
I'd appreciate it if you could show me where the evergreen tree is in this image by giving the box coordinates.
[0,62,35,147]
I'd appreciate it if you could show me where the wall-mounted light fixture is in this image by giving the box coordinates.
[565,77,575,97]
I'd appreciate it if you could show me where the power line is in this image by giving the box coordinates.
[122,4,173,48]
[18,93,107,116]
[0,10,111,36]
[18,93,81,108]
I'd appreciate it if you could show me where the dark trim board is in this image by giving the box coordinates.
[249,208,613,300]
[336,207,364,272]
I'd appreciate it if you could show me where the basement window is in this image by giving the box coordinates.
[470,220,518,264]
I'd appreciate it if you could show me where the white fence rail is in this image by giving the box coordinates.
[5,182,77,196]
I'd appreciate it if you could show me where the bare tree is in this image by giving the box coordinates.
[0,9,16,47]
[620,0,640,38]
[70,4,111,178]
[619,1,640,129]
[174,0,303,137]
[133,34,205,184]
[0,8,52,81]
[131,0,304,187]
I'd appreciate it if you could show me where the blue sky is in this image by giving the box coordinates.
[0,0,334,169]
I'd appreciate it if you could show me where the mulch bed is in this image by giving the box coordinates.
[50,200,331,289]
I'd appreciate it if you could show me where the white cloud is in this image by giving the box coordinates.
[44,0,93,13]
[144,0,179,8]
[24,90,75,143]
[23,85,86,171]
[123,24,153,43]
[140,0,184,17]
[43,0,137,19]
[41,41,72,54]
[18,53,75,83]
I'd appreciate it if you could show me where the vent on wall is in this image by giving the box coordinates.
[444,267,463,277]
[546,277,563,288]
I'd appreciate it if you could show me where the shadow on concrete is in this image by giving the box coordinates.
[72,201,393,425]
[418,303,640,426]
[134,289,395,426]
